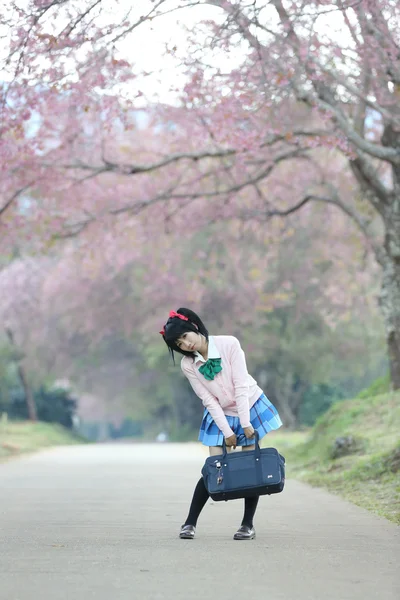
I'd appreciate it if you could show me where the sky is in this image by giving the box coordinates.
[113,0,242,105]
[0,0,230,104]
[1,0,356,106]
[91,0,356,106]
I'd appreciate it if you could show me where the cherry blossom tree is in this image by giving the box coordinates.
[0,198,383,427]
[1,0,399,387]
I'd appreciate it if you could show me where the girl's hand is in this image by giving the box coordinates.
[225,434,237,448]
[243,425,255,439]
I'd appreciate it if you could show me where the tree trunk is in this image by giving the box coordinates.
[272,372,299,429]
[380,96,400,390]
[5,328,38,421]
[16,362,38,421]
[379,246,400,390]
[277,402,298,430]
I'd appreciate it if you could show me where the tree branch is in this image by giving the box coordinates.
[43,148,236,176]
[316,62,400,129]
[107,148,308,216]
[61,0,103,37]
[239,186,385,264]
[296,90,400,164]
[207,0,400,164]
[110,1,202,46]
[350,154,392,212]
[260,129,335,149]
[0,181,36,218]
[339,0,362,47]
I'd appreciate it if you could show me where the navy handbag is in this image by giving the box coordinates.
[201,432,285,501]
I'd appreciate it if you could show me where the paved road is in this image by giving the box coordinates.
[0,443,399,600]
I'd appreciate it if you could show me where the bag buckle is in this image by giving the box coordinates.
[215,460,223,485]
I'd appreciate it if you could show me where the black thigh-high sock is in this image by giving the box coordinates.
[241,496,259,528]
[184,477,210,527]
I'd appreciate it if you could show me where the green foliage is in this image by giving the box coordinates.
[0,385,77,429]
[357,373,390,398]
[130,350,201,440]
[0,337,77,429]
[167,422,198,442]
[109,419,143,439]
[245,300,384,427]
[0,340,20,402]
[278,391,400,523]
[298,384,346,426]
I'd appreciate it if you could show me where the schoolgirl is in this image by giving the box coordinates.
[160,308,282,540]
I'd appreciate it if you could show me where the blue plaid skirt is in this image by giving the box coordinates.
[198,393,282,447]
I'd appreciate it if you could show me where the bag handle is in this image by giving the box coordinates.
[222,430,261,458]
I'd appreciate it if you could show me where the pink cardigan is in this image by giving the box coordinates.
[181,335,263,438]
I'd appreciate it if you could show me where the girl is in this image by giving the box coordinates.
[160,307,282,540]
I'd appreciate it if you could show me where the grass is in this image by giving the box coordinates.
[0,417,88,463]
[263,391,400,525]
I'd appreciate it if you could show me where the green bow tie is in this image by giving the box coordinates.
[198,357,222,381]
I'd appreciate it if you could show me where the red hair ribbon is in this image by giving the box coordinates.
[159,310,189,335]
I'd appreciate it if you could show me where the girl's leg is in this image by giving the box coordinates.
[182,445,231,526]
[241,443,259,526]
[233,496,259,539]
[242,495,259,528]
[234,444,259,539]
[183,477,210,527]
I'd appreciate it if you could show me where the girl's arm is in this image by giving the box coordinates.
[229,337,251,429]
[181,361,234,438]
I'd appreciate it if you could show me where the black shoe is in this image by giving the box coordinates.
[233,525,256,540]
[179,524,196,539]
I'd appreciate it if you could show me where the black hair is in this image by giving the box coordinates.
[161,307,209,363]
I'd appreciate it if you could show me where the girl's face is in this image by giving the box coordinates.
[176,331,201,353]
